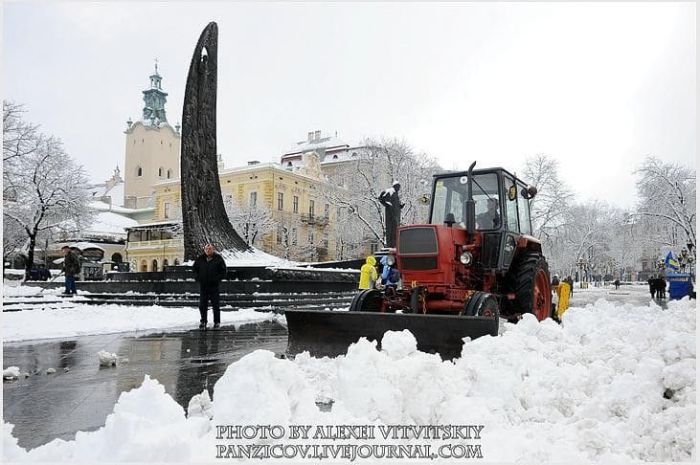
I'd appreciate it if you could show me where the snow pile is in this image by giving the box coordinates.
[4,297,695,462]
[3,304,283,342]
[3,366,20,379]
[97,351,118,367]
[2,284,55,297]
[4,376,208,462]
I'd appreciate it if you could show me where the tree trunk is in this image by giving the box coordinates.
[180,22,249,261]
[24,231,36,281]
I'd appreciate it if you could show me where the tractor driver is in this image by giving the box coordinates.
[476,198,500,230]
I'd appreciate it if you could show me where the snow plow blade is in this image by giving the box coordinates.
[285,309,499,360]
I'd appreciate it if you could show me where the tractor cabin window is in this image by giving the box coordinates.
[504,177,519,232]
[517,184,532,235]
[431,173,501,230]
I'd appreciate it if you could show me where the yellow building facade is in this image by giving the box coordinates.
[126,154,341,269]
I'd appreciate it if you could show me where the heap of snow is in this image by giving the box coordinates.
[4,297,695,462]
[97,351,118,367]
[3,367,20,379]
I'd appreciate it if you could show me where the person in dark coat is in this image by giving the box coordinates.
[61,246,81,296]
[648,277,656,299]
[192,243,227,330]
[659,276,667,299]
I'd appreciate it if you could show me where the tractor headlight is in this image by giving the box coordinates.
[387,255,396,266]
[459,252,473,265]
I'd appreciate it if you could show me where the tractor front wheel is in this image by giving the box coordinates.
[512,252,551,321]
[462,291,500,319]
[349,289,383,312]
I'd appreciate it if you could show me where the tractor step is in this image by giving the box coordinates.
[285,309,499,360]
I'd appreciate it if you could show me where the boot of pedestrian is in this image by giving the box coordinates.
[199,322,207,330]
[213,323,220,330]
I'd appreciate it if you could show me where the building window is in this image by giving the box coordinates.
[324,204,329,218]
[308,231,314,245]
[174,258,180,266]
[164,203,171,219]
[293,196,299,213]
[152,259,158,272]
[309,200,315,217]
[276,226,284,244]
[277,192,284,211]
[291,227,297,246]
[167,169,172,179]
[111,253,122,263]
[158,167,164,177]
[140,260,148,272]
[250,191,257,208]
[136,166,142,177]
[163,259,169,267]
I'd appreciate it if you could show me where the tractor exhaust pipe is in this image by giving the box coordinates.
[465,161,477,238]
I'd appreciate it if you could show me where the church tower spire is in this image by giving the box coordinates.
[142,59,168,124]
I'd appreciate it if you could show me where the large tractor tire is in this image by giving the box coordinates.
[510,252,551,321]
[349,289,383,312]
[462,291,500,319]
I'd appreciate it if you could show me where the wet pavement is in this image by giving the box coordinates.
[3,320,287,449]
[3,284,669,450]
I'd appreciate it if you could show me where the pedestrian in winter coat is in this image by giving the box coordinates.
[648,277,656,299]
[556,280,571,320]
[61,246,81,296]
[613,279,620,290]
[359,256,378,290]
[566,276,574,295]
[380,255,400,288]
[192,243,227,330]
[659,277,667,299]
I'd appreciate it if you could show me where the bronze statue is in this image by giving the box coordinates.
[379,182,404,248]
[180,22,249,260]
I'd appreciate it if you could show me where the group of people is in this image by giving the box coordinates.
[551,275,572,321]
[647,275,667,299]
[358,255,400,290]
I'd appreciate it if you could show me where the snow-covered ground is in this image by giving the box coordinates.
[2,301,283,343]
[3,284,695,462]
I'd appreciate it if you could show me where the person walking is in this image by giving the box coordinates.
[192,243,227,330]
[61,246,81,296]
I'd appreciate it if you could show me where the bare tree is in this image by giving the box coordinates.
[522,154,574,240]
[224,197,275,248]
[634,157,696,257]
[3,101,40,163]
[323,137,439,248]
[3,116,93,278]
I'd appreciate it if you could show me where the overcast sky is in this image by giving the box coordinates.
[3,2,695,209]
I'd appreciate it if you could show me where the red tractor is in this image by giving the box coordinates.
[286,163,552,359]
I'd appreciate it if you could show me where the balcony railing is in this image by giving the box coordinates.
[127,239,182,250]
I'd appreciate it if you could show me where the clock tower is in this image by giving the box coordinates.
[123,62,181,209]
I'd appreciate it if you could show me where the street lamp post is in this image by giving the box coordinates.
[576,257,588,289]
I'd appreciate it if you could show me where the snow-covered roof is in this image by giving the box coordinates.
[283,135,349,157]
[87,211,139,236]
[68,242,105,252]
[126,220,181,229]
[89,201,151,215]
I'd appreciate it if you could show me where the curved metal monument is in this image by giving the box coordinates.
[181,22,249,260]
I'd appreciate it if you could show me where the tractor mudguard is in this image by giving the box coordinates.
[285,309,499,361]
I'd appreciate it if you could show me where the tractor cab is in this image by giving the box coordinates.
[427,167,539,273]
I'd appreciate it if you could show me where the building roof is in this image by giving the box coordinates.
[283,133,349,158]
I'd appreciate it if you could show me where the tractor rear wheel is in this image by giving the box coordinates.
[462,291,500,319]
[511,252,551,321]
[349,289,383,312]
